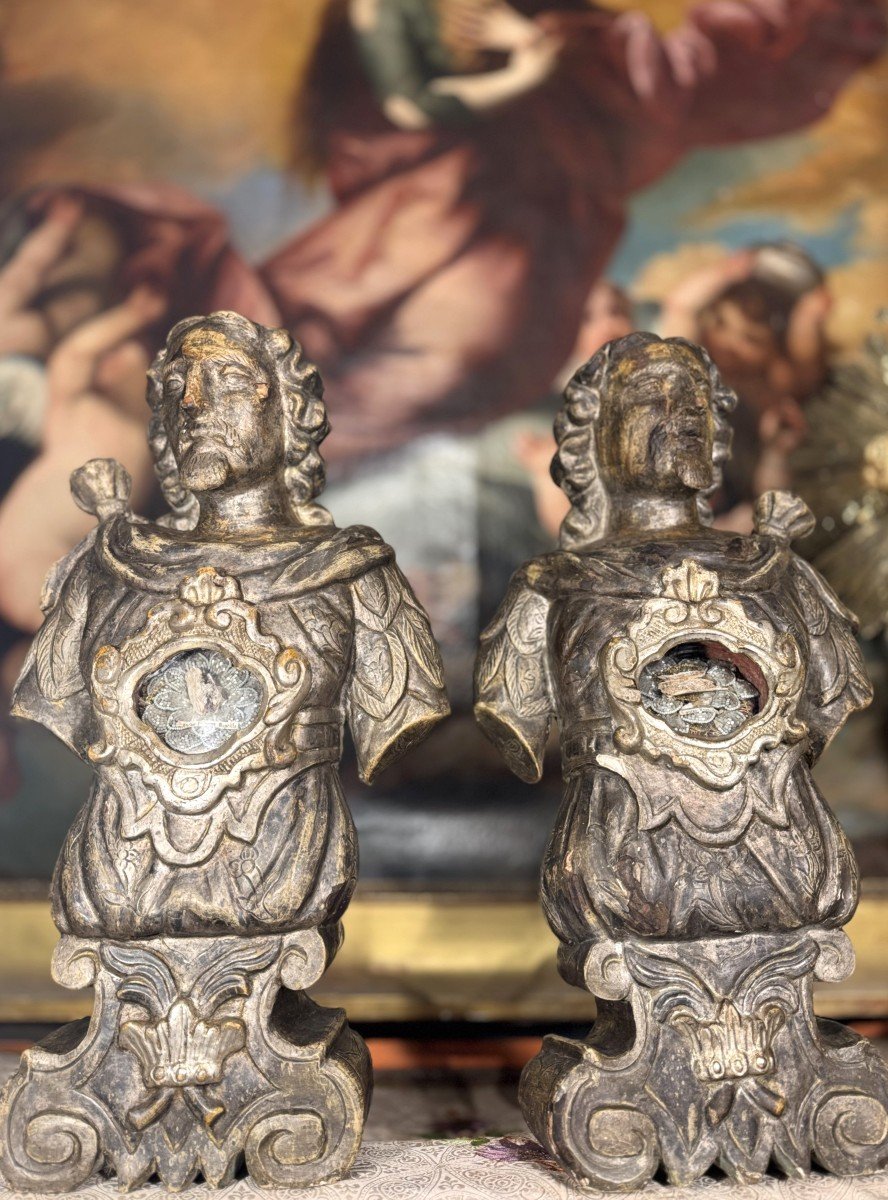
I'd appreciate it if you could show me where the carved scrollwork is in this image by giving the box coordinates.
[87,566,311,812]
[601,559,807,788]
[0,931,370,1191]
[580,1106,659,1191]
[522,930,888,1189]
[245,1111,328,1184]
[18,1112,100,1190]
[812,1092,888,1174]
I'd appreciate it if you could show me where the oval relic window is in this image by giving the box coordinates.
[136,648,263,755]
[638,641,763,741]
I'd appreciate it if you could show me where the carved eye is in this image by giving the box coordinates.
[221,364,253,386]
[164,374,185,398]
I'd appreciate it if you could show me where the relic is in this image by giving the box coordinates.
[475,332,888,1189]
[0,313,449,1191]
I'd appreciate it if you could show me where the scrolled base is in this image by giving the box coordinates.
[520,928,888,1192]
[0,930,370,1192]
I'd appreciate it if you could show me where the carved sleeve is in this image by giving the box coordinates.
[345,562,449,784]
[474,575,554,784]
[11,536,95,757]
[789,554,873,760]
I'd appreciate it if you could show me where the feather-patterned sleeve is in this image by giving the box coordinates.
[11,533,96,757]
[474,572,554,784]
[789,553,873,760]
[345,560,449,784]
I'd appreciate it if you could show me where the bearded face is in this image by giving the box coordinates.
[595,343,715,500]
[161,327,281,495]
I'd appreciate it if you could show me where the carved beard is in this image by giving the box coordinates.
[647,424,712,493]
[676,447,713,491]
[179,443,230,492]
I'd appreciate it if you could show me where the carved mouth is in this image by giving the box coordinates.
[673,418,706,445]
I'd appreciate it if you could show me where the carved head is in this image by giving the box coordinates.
[147,312,330,529]
[552,332,736,550]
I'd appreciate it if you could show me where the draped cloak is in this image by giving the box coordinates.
[16,3,887,465]
[262,0,887,462]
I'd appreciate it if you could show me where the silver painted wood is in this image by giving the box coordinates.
[475,332,888,1190]
[0,313,449,1191]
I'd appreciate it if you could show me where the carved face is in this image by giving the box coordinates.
[161,327,279,494]
[596,343,715,498]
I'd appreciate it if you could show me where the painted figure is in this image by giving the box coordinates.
[265,0,886,461]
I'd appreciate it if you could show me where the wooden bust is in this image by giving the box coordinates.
[475,332,888,1189]
[0,312,449,1191]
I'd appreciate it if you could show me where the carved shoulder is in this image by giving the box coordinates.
[788,552,872,755]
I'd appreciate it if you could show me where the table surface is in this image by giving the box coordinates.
[0,1137,886,1199]
[2,1055,888,1198]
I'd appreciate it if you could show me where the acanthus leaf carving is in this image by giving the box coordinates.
[102,938,281,1132]
[292,597,349,662]
[35,567,90,702]
[505,649,550,718]
[352,566,400,631]
[660,560,720,605]
[397,599,446,689]
[475,626,507,694]
[350,628,407,719]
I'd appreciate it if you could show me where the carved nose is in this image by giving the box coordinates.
[181,381,203,412]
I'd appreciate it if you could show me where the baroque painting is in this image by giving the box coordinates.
[0,0,886,890]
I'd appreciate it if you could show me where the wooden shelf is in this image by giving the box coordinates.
[2,883,887,1024]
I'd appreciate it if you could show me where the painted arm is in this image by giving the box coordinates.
[349,0,561,129]
[0,288,163,631]
[625,0,887,149]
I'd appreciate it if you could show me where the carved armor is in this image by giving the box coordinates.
[15,516,446,939]
[476,519,866,943]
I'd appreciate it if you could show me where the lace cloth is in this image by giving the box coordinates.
[0,1137,885,1198]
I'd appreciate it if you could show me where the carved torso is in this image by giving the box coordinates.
[475,523,871,943]
[14,516,448,939]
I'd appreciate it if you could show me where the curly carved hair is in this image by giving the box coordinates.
[146,311,331,530]
[552,332,737,551]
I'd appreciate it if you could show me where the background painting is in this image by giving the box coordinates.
[0,0,887,889]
